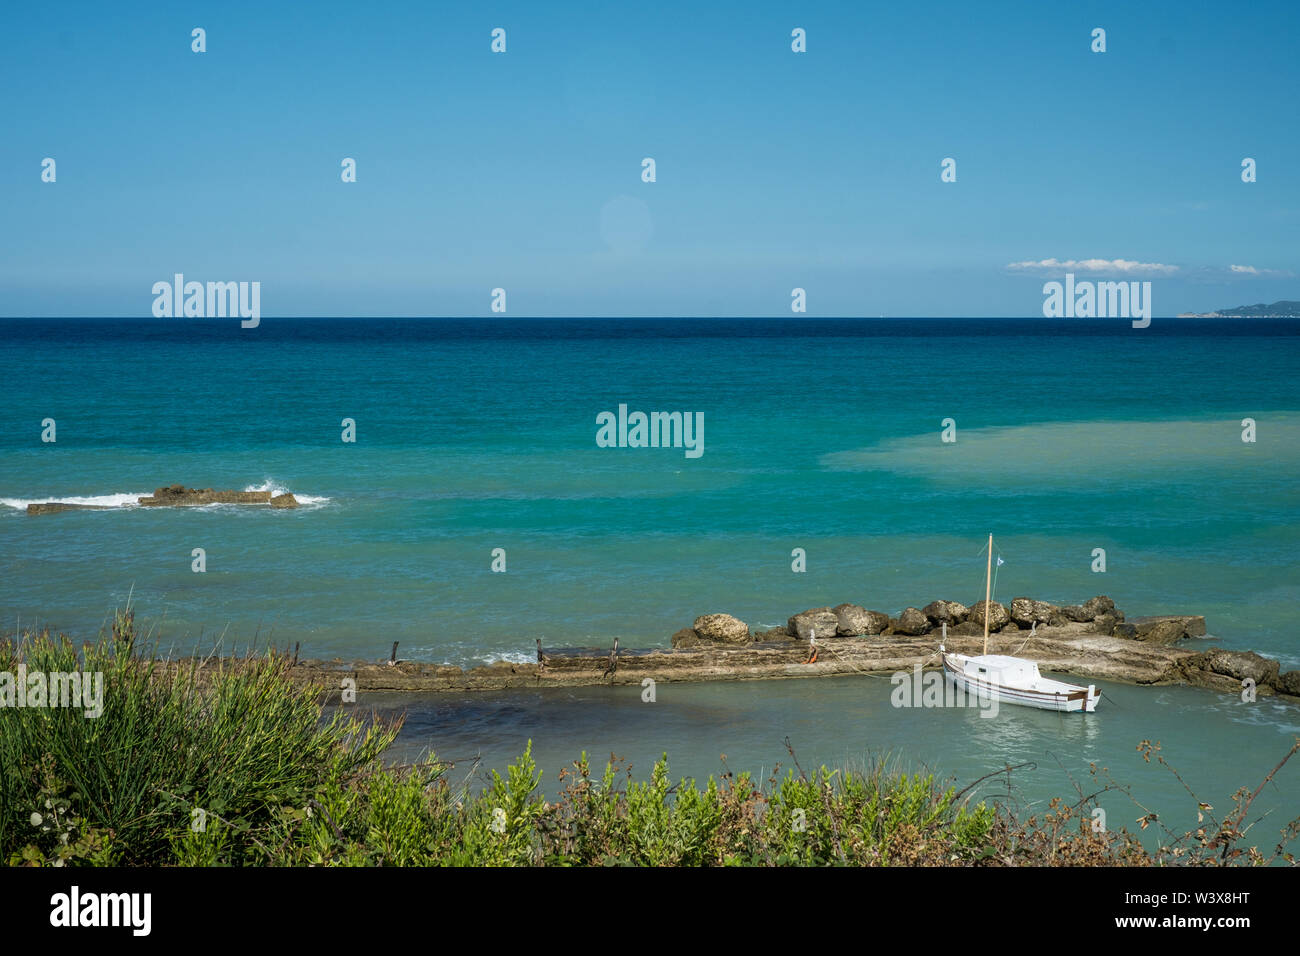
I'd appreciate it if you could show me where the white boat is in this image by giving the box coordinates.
[939,534,1100,714]
[941,651,1100,713]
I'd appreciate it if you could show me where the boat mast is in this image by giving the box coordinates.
[982,532,992,655]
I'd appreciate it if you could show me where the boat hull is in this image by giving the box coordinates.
[942,653,1099,713]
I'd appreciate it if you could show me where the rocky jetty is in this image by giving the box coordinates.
[26,484,299,513]
[182,594,1298,704]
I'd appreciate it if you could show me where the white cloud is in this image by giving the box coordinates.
[1228,264,1293,277]
[1006,257,1180,276]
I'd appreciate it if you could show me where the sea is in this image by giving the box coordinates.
[2,317,1298,845]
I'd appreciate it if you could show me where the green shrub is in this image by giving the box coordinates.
[0,614,398,866]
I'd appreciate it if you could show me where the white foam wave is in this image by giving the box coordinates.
[1,493,150,511]
[243,479,331,506]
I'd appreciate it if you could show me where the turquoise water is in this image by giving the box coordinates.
[3,317,1299,844]
[3,318,1297,665]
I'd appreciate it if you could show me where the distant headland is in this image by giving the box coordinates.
[1177,300,1300,318]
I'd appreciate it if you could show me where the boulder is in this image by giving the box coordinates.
[1276,671,1300,697]
[1081,595,1117,620]
[692,614,751,645]
[270,493,299,509]
[1009,598,1065,628]
[968,600,1011,632]
[1127,615,1206,645]
[1061,604,1091,623]
[671,627,702,648]
[948,621,984,636]
[1112,623,1139,640]
[752,626,797,643]
[922,600,968,626]
[1091,613,1121,635]
[893,607,931,636]
[1205,649,1280,687]
[787,607,840,641]
[832,604,890,636]
[865,610,892,634]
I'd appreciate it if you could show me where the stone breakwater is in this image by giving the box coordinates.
[179,595,1298,702]
[677,595,1199,647]
[26,484,299,514]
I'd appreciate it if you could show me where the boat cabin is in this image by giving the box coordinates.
[962,654,1042,686]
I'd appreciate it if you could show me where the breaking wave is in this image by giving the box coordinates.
[242,479,331,506]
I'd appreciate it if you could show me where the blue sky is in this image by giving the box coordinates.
[2,0,1297,317]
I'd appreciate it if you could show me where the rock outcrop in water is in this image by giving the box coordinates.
[1117,615,1206,644]
[138,485,273,506]
[25,502,114,515]
[27,484,300,513]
